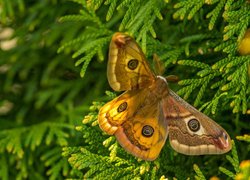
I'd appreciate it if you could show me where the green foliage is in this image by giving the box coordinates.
[237,134,250,143]
[0,0,104,179]
[235,160,250,180]
[219,141,240,178]
[193,164,206,180]
[192,141,243,179]
[1,0,249,179]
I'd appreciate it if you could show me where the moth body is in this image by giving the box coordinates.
[148,76,169,100]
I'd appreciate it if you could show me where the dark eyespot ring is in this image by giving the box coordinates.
[117,102,127,112]
[142,125,154,137]
[127,59,139,70]
[187,119,200,132]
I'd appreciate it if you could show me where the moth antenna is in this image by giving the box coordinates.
[153,54,165,75]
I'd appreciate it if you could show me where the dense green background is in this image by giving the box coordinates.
[0,0,249,179]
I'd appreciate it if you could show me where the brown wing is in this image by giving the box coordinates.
[108,32,155,91]
[98,89,168,161]
[163,90,232,155]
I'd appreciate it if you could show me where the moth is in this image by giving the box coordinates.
[98,32,232,161]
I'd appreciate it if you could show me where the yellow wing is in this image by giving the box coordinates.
[108,32,155,91]
[98,89,168,161]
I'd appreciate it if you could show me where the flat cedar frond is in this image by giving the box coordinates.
[235,160,250,180]
[0,122,73,157]
[206,0,227,30]
[219,141,240,179]
[63,147,144,179]
[41,147,71,179]
[236,135,250,143]
[0,123,74,179]
[223,1,250,42]
[193,164,206,180]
